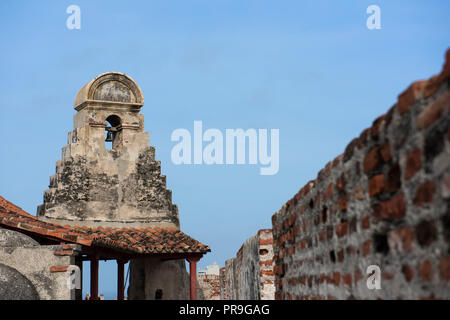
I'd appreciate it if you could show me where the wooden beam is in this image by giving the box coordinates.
[117,259,126,300]
[81,251,204,262]
[187,256,201,300]
[90,257,99,300]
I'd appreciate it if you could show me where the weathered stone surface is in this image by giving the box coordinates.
[0,263,39,300]
[128,258,189,300]
[0,229,38,253]
[38,72,179,228]
[221,230,275,300]
[0,243,76,300]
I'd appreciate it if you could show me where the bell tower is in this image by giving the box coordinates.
[37,72,179,228]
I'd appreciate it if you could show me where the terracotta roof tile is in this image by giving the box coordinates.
[0,196,210,255]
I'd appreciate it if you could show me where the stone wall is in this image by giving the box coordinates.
[128,258,189,300]
[271,50,450,300]
[197,274,220,300]
[0,229,81,300]
[220,229,275,300]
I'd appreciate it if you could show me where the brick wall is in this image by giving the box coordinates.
[258,230,276,299]
[272,50,450,300]
[220,229,275,300]
[197,274,220,300]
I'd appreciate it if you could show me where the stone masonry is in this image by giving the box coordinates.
[0,227,81,300]
[36,72,190,299]
[37,72,179,229]
[220,229,275,300]
[197,263,221,300]
[271,50,450,299]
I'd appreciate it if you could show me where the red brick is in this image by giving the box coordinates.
[330,272,340,286]
[397,80,426,115]
[442,49,450,80]
[337,250,344,263]
[422,74,441,99]
[361,239,371,256]
[336,176,346,191]
[363,146,381,174]
[274,264,285,276]
[319,229,326,242]
[388,226,413,252]
[415,220,436,247]
[372,193,406,221]
[369,174,385,197]
[338,195,347,212]
[386,164,402,192]
[405,148,422,180]
[380,141,392,162]
[294,225,301,237]
[50,266,70,273]
[336,222,349,238]
[61,244,75,250]
[54,250,73,256]
[413,181,435,206]
[418,260,432,282]
[261,270,274,276]
[439,256,450,282]
[359,128,370,147]
[417,91,450,129]
[402,264,414,282]
[300,239,307,249]
[361,216,371,229]
[342,273,352,287]
[371,115,386,140]
[327,183,334,198]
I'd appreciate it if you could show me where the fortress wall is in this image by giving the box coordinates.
[271,50,450,299]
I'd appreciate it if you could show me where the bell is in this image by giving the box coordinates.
[105,130,113,142]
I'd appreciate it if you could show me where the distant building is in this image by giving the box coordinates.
[198,262,220,275]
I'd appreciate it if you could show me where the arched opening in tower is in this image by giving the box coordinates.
[105,115,121,150]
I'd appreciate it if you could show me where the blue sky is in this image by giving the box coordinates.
[0,0,449,299]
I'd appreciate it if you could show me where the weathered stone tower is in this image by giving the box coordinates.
[37,72,179,229]
[35,72,191,299]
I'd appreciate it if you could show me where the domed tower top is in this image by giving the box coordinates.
[74,72,144,111]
